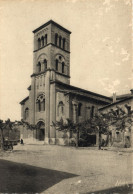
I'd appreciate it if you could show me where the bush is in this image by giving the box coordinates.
[69,138,76,146]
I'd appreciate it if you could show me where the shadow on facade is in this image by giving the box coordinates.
[0,159,78,193]
[87,184,133,194]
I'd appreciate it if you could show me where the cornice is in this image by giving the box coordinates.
[31,69,70,78]
[33,20,71,34]
[33,43,70,54]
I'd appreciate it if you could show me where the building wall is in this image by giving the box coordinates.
[20,21,112,145]
[21,99,30,123]
[53,86,107,145]
[29,77,35,124]
[100,98,132,114]
[100,98,133,148]
[70,95,104,123]
[33,23,70,83]
[51,23,70,52]
[34,23,51,52]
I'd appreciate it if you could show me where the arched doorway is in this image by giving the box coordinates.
[36,121,45,141]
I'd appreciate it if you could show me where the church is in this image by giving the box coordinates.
[20,20,117,145]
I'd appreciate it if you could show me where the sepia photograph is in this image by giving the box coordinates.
[0,0,132,193]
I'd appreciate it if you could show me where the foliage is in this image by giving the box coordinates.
[53,118,86,147]
[53,105,133,148]
[0,119,14,150]
[0,118,40,151]
[15,119,37,130]
[106,105,133,132]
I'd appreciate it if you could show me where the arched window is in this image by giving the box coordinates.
[41,99,45,111]
[36,102,39,111]
[36,94,45,112]
[41,36,44,47]
[25,108,29,119]
[78,103,82,116]
[91,106,95,118]
[59,36,62,48]
[40,76,42,86]
[38,101,41,112]
[55,59,58,71]
[38,62,41,72]
[38,38,41,49]
[58,101,64,116]
[44,34,47,45]
[44,59,47,70]
[63,38,66,50]
[62,62,65,73]
[55,33,58,46]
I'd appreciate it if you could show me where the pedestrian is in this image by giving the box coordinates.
[20,139,24,145]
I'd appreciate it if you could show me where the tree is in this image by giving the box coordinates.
[15,119,39,133]
[15,119,39,143]
[53,104,133,149]
[53,118,88,147]
[87,114,109,149]
[0,119,13,151]
[99,105,133,148]
[53,116,109,148]
[0,119,39,151]
[0,120,4,150]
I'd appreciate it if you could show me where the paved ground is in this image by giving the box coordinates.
[0,144,133,193]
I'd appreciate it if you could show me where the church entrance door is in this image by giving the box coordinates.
[36,121,45,141]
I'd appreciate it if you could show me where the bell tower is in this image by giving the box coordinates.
[30,20,71,144]
[32,20,71,84]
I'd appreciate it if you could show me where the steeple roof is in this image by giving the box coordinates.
[33,20,71,34]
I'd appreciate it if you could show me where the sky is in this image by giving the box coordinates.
[0,0,132,121]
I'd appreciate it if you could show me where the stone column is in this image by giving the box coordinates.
[44,71,50,144]
[49,82,56,144]
[72,101,78,123]
[96,133,99,146]
[44,36,47,46]
[41,62,44,72]
[29,77,35,124]
[85,104,91,120]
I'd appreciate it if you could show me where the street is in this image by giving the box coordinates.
[0,144,132,193]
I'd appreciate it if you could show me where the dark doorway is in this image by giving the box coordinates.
[88,135,96,145]
[36,121,45,141]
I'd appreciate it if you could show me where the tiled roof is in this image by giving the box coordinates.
[20,96,29,105]
[99,96,133,110]
[52,81,112,104]
[27,85,31,90]
[33,20,71,34]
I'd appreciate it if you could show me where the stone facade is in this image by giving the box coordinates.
[99,94,133,148]
[20,20,112,145]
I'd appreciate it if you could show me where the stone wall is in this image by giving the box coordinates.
[21,98,30,123]
[100,98,133,148]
